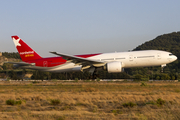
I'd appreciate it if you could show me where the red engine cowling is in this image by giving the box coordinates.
[104,61,123,73]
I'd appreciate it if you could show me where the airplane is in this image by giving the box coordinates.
[8,35,177,78]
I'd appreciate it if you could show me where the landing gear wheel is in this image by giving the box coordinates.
[90,73,99,80]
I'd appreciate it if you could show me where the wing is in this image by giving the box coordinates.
[50,51,106,70]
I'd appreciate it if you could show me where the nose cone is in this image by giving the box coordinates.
[173,55,178,61]
[168,53,177,62]
[170,55,177,62]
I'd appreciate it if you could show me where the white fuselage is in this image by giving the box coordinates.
[90,50,176,68]
[22,50,177,72]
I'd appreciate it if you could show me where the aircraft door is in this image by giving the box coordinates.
[129,55,133,61]
[157,53,161,60]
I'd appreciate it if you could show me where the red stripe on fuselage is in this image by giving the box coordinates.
[25,53,101,67]
[76,53,101,58]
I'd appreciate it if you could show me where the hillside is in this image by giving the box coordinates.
[0,55,8,70]
[134,32,180,59]
[2,52,21,59]
[0,52,21,71]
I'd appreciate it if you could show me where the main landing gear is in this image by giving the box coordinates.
[161,64,166,72]
[89,67,99,80]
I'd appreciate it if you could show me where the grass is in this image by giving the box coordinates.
[0,81,179,119]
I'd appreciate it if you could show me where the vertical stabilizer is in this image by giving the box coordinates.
[11,35,42,61]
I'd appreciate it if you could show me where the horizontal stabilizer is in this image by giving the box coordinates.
[5,62,35,66]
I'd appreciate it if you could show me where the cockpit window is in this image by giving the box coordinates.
[169,54,174,56]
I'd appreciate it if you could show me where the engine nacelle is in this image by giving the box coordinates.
[104,61,123,73]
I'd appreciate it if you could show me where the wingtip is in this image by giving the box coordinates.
[49,51,57,54]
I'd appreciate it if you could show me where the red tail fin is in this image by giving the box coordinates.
[12,35,42,61]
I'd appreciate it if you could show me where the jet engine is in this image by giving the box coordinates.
[104,61,124,73]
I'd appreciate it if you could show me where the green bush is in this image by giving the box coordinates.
[112,110,118,115]
[140,82,147,86]
[146,101,156,105]
[57,116,65,120]
[156,98,165,106]
[96,78,100,82]
[145,98,165,106]
[32,81,40,84]
[6,99,15,105]
[122,102,136,107]
[75,78,78,82]
[134,74,142,80]
[6,99,22,105]
[50,99,60,105]
[15,100,22,105]
[141,77,149,81]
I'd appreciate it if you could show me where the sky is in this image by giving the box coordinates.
[0,0,180,57]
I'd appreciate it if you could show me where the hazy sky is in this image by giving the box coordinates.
[1,0,180,57]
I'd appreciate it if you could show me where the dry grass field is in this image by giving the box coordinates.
[0,81,179,120]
